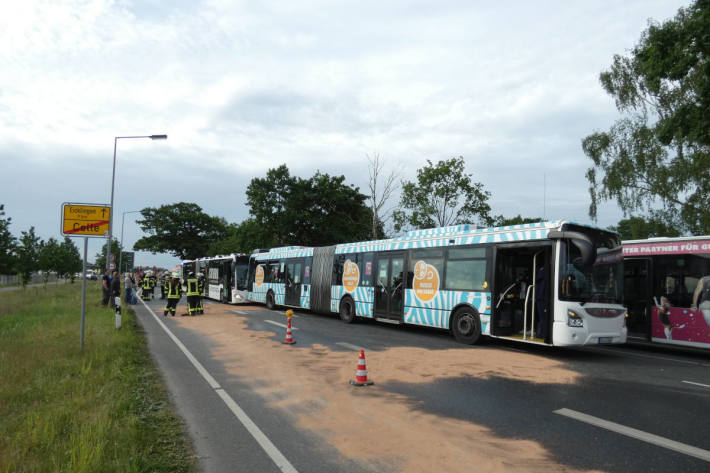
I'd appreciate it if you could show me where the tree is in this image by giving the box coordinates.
[493,215,544,227]
[608,216,681,240]
[583,0,710,234]
[0,204,16,274]
[134,203,229,260]
[367,153,401,239]
[38,237,61,285]
[208,219,265,256]
[392,157,493,232]
[246,164,374,247]
[57,237,83,282]
[15,227,41,286]
[94,237,123,272]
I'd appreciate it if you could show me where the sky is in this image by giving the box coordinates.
[0,0,691,270]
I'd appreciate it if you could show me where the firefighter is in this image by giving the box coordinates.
[164,274,182,316]
[185,272,200,316]
[149,272,157,299]
[197,272,205,315]
[160,273,169,299]
[141,272,152,301]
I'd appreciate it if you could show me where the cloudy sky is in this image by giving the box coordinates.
[0,0,689,270]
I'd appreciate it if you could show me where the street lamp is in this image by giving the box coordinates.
[118,210,142,274]
[106,134,167,272]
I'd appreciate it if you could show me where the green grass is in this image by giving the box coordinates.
[0,283,196,473]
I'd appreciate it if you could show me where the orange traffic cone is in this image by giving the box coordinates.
[283,318,296,344]
[350,350,374,386]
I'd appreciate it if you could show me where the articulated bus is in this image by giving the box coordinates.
[623,236,710,349]
[247,221,627,346]
[182,254,251,303]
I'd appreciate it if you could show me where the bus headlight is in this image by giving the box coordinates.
[567,310,584,327]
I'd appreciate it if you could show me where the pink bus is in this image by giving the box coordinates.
[623,236,710,349]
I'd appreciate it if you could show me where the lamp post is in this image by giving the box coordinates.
[118,210,142,274]
[106,134,167,272]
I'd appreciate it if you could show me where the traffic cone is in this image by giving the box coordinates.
[350,350,374,386]
[283,318,296,344]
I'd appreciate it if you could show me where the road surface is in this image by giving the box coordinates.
[133,295,710,473]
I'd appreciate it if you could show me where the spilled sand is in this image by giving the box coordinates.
[173,304,601,473]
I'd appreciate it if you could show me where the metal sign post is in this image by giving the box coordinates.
[80,237,88,350]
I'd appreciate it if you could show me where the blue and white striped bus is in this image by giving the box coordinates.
[247,221,627,346]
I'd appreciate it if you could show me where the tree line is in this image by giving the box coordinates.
[132,158,548,261]
[0,204,83,286]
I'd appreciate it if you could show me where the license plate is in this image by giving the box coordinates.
[598,337,613,344]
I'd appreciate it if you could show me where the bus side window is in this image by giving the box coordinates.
[332,255,346,286]
[444,247,486,291]
[361,252,374,287]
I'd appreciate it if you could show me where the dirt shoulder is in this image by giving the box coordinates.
[175,304,598,473]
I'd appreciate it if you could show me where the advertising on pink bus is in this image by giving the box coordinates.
[623,236,710,349]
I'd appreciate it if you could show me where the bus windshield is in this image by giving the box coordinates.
[560,235,623,305]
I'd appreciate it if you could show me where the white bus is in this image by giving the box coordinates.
[182,254,251,304]
[247,221,627,346]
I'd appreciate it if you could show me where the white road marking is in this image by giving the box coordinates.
[683,380,710,389]
[595,347,699,365]
[231,310,248,315]
[139,299,299,473]
[554,408,710,462]
[265,320,299,330]
[336,342,369,352]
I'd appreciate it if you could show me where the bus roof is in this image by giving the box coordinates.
[335,220,609,254]
[250,221,616,259]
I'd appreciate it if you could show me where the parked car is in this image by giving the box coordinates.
[85,272,98,280]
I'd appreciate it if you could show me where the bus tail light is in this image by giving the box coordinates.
[567,310,584,327]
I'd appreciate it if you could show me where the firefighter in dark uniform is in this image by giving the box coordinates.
[164,274,182,316]
[197,272,205,315]
[149,272,157,299]
[160,273,169,299]
[141,273,152,301]
[185,272,200,316]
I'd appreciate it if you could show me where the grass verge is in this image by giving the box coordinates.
[0,282,196,473]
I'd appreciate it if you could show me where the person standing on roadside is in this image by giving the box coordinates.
[110,271,121,309]
[101,269,111,307]
[124,272,133,303]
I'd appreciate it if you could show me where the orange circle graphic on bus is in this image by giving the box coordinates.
[255,265,264,287]
[413,260,439,302]
[342,259,360,292]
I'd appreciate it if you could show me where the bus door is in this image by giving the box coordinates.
[285,260,303,306]
[373,253,406,321]
[222,261,231,302]
[623,258,651,340]
[492,244,552,343]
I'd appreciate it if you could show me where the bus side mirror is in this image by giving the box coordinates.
[572,238,596,268]
[548,230,597,268]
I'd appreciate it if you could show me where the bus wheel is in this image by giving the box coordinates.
[339,297,356,323]
[451,307,481,345]
[266,291,275,310]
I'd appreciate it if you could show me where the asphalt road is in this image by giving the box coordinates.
[133,296,710,473]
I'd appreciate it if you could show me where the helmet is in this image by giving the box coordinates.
[189,272,195,277]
